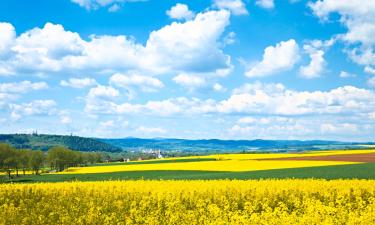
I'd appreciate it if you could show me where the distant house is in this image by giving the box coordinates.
[157,150,163,159]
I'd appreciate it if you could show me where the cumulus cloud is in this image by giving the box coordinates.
[60,78,97,88]
[309,0,375,67]
[213,0,248,15]
[59,111,72,124]
[320,123,358,134]
[110,73,163,92]
[213,83,226,92]
[237,116,290,125]
[246,39,300,78]
[172,73,228,93]
[0,81,48,93]
[0,81,48,109]
[0,10,231,77]
[368,76,375,88]
[364,66,375,75]
[166,3,194,20]
[0,22,15,60]
[255,0,274,9]
[84,82,375,118]
[339,71,356,78]
[70,0,141,11]
[10,100,57,120]
[87,85,119,100]
[173,74,206,88]
[108,4,121,12]
[299,40,331,79]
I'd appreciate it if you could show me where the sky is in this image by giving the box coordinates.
[0,0,375,141]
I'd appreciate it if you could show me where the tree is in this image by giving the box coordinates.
[29,150,44,175]
[18,149,31,175]
[0,143,16,179]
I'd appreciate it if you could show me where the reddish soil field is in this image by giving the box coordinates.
[260,153,375,163]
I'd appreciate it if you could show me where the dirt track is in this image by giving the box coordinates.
[260,153,375,163]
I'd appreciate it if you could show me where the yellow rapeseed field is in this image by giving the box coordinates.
[1,180,374,225]
[63,159,357,174]
[62,150,375,174]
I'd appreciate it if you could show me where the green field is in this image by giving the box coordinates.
[3,163,375,183]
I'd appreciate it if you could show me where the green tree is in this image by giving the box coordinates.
[29,150,44,175]
[0,143,17,179]
[18,149,31,175]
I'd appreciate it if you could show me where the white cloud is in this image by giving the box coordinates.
[299,40,328,79]
[70,0,141,11]
[0,22,15,60]
[1,10,231,77]
[6,23,84,74]
[255,0,274,9]
[60,77,97,88]
[364,66,375,75]
[10,100,57,120]
[223,32,236,46]
[0,93,17,109]
[368,76,375,88]
[0,81,48,93]
[309,0,375,67]
[145,10,231,74]
[0,81,48,109]
[213,83,226,92]
[369,112,375,120]
[136,126,166,135]
[339,71,356,78]
[220,83,375,116]
[100,120,116,128]
[84,82,375,118]
[61,116,72,124]
[213,0,248,16]
[237,116,288,125]
[246,39,300,78]
[228,122,311,139]
[59,111,72,124]
[166,3,194,20]
[173,74,205,88]
[108,4,121,12]
[110,73,163,92]
[320,123,358,134]
[87,85,119,99]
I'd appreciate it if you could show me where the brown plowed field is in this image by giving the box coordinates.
[260,153,375,163]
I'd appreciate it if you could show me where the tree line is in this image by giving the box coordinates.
[0,143,102,179]
[0,134,122,152]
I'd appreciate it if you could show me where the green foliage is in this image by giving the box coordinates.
[0,143,103,180]
[29,150,44,175]
[0,134,121,152]
[46,146,102,172]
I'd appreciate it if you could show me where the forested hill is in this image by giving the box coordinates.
[0,134,121,152]
[100,138,365,152]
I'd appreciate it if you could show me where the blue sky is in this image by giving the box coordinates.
[0,0,375,140]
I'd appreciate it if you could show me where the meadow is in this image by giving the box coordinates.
[1,180,375,224]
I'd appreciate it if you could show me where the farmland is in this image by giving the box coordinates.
[2,148,375,224]
[4,149,375,182]
[1,180,375,224]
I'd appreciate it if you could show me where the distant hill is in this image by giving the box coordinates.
[1,134,371,153]
[100,138,367,152]
[0,134,122,152]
